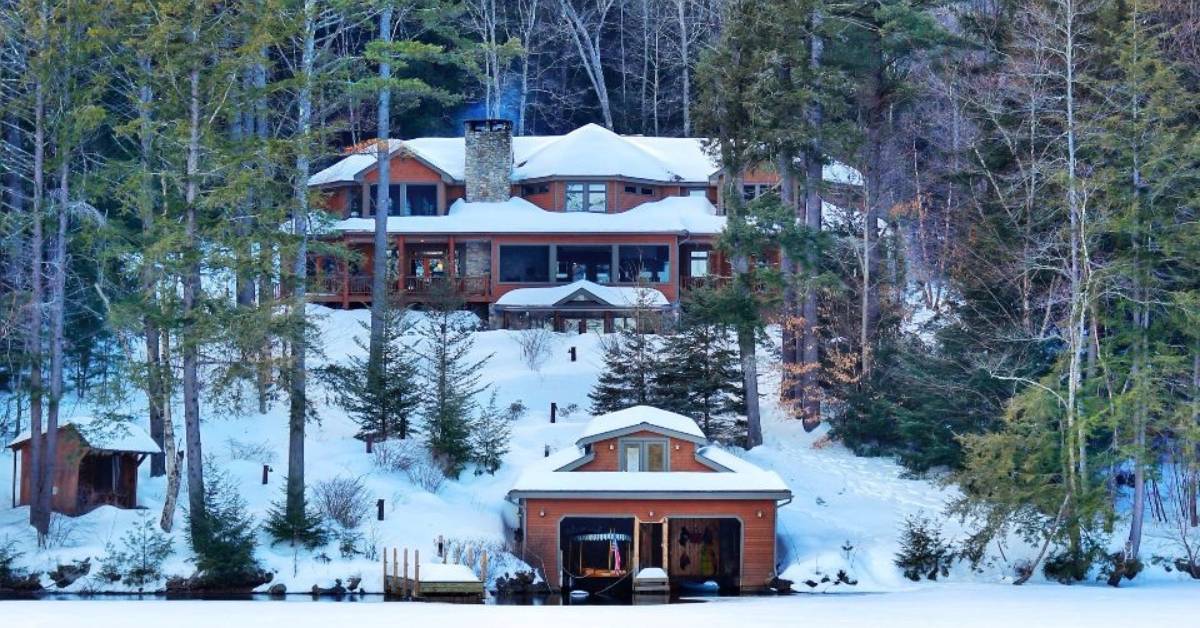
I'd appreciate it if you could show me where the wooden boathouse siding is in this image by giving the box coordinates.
[521,497,779,593]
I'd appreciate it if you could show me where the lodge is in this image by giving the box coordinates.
[307,119,860,326]
[7,416,161,516]
[506,406,792,595]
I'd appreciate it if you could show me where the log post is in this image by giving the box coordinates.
[550,402,557,423]
[415,550,421,597]
[403,547,409,598]
[392,547,398,591]
[382,547,388,597]
[481,552,489,584]
[377,498,385,521]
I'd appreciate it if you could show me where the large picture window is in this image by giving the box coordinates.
[370,183,438,216]
[618,245,670,284]
[499,245,550,283]
[565,182,607,212]
[556,245,613,283]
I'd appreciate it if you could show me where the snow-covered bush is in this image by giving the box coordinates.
[97,514,173,588]
[263,486,329,550]
[312,475,370,529]
[225,437,276,464]
[0,538,39,591]
[371,438,424,473]
[514,328,555,371]
[894,514,954,581]
[406,456,446,493]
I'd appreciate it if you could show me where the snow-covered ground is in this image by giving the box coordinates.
[5,583,1197,628]
[1,305,1196,608]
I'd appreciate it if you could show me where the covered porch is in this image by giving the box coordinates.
[308,235,492,307]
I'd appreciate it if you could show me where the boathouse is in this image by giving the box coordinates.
[506,406,792,594]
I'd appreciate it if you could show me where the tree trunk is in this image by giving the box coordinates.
[159,329,180,532]
[182,28,206,541]
[42,158,68,536]
[369,4,394,438]
[799,10,824,432]
[676,0,690,135]
[286,0,316,530]
[136,54,166,477]
[27,3,48,538]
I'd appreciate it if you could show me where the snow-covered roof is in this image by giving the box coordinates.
[577,406,707,446]
[513,124,685,182]
[509,468,790,498]
[322,196,726,236]
[494,281,669,309]
[307,125,863,187]
[8,415,162,454]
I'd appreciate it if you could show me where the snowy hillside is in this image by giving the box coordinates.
[0,305,1193,595]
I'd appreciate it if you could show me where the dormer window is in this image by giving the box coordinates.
[565,182,607,212]
[620,438,667,472]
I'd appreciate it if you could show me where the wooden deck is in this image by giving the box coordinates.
[381,547,487,601]
[633,567,670,594]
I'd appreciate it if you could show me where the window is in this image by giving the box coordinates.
[348,188,363,217]
[618,245,670,283]
[742,183,772,201]
[522,183,549,195]
[565,182,607,212]
[406,184,437,216]
[688,249,709,277]
[621,439,668,472]
[682,187,708,198]
[556,245,613,283]
[499,245,550,283]
[370,183,438,216]
[624,185,637,194]
[640,187,653,196]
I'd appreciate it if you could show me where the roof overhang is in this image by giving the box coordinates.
[576,422,708,448]
[508,489,792,501]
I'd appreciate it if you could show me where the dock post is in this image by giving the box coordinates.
[382,547,388,597]
[392,547,398,593]
[481,552,489,584]
[415,550,421,598]
[403,548,409,598]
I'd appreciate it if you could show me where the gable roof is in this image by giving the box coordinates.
[308,125,863,187]
[577,406,707,446]
[8,415,162,454]
[493,280,670,309]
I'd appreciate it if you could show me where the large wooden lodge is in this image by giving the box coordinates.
[308,119,859,329]
[507,406,792,594]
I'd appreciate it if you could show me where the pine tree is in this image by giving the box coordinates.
[471,390,510,475]
[656,296,744,436]
[322,301,421,440]
[188,461,265,588]
[418,283,491,477]
[588,323,662,414]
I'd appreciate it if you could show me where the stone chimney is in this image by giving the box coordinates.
[464,119,513,203]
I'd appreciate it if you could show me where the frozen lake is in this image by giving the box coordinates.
[3,583,1193,627]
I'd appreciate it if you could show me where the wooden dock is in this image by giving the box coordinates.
[382,546,487,601]
[633,567,670,594]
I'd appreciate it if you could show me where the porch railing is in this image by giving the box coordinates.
[310,273,491,299]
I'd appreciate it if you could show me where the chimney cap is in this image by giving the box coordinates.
[465,119,513,132]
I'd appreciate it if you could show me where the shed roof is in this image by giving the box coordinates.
[8,415,162,454]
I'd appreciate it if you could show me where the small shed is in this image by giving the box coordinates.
[7,415,161,516]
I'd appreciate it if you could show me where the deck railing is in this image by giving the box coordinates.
[310,273,491,300]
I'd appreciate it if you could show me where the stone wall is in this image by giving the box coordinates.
[464,119,513,203]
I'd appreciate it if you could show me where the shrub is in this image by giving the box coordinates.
[188,462,265,588]
[1043,546,1100,584]
[471,391,511,475]
[371,438,424,473]
[406,456,447,493]
[515,328,555,371]
[894,514,954,581]
[1101,552,1144,587]
[0,539,40,591]
[225,438,276,464]
[99,514,173,588]
[263,485,329,550]
[312,476,370,530]
[505,400,528,422]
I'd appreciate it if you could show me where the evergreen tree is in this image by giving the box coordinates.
[322,301,421,440]
[417,283,491,477]
[188,461,266,588]
[656,289,744,435]
[263,484,329,550]
[470,390,510,475]
[588,321,663,414]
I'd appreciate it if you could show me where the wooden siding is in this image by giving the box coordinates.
[521,497,780,592]
[574,430,712,472]
[12,426,143,516]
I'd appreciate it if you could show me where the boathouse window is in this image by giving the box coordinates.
[565,182,607,212]
[499,245,550,283]
[620,439,668,472]
[618,245,670,284]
